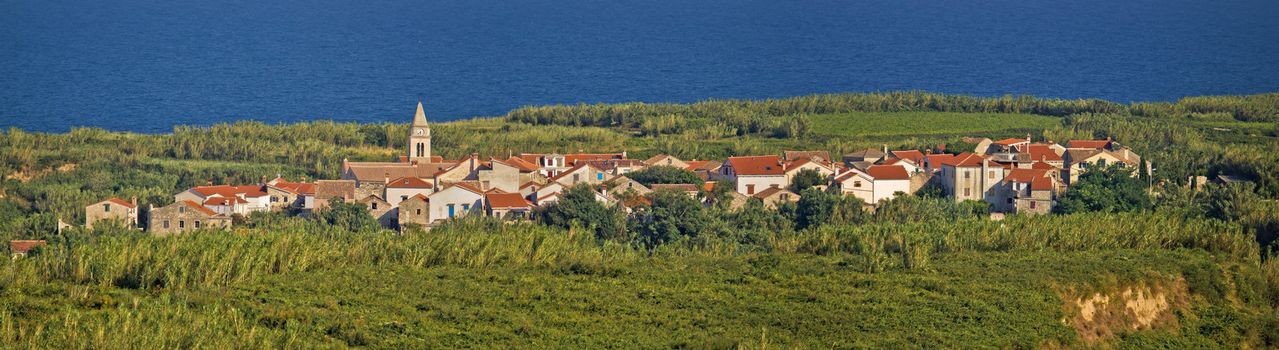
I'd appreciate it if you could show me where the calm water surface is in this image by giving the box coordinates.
[1,0,1277,132]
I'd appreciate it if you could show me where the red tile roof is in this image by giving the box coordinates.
[180,200,220,216]
[924,154,956,167]
[566,153,626,164]
[1003,169,1054,191]
[994,138,1029,146]
[1068,140,1111,149]
[866,165,910,180]
[190,185,267,198]
[9,240,46,254]
[1026,144,1063,162]
[684,160,712,171]
[783,150,831,162]
[103,197,137,209]
[386,176,434,189]
[485,192,533,209]
[702,181,716,192]
[443,182,486,195]
[498,157,542,172]
[890,150,925,164]
[1031,161,1059,170]
[941,153,989,167]
[727,155,785,176]
[203,197,247,206]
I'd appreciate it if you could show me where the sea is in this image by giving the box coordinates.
[2,0,1277,133]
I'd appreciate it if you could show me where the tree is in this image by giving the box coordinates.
[313,200,381,233]
[1054,164,1152,214]
[793,189,865,230]
[624,166,702,186]
[630,190,710,247]
[534,185,627,241]
[790,169,826,192]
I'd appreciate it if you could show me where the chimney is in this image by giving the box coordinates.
[622,150,627,159]
[882,144,888,155]
[130,196,137,208]
[260,175,267,185]
[1026,133,1032,142]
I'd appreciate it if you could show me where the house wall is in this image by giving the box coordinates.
[265,186,302,210]
[85,201,137,229]
[428,188,484,224]
[735,175,788,195]
[872,179,911,203]
[479,162,521,193]
[398,198,430,230]
[173,190,204,204]
[385,187,434,207]
[147,203,230,236]
[354,181,386,201]
[1014,190,1054,215]
[360,197,396,228]
[836,175,875,204]
[944,165,1002,202]
[784,163,833,181]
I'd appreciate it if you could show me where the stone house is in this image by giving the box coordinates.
[148,200,231,236]
[85,197,138,229]
[644,154,690,169]
[485,192,535,220]
[548,163,607,187]
[397,194,430,230]
[313,180,356,209]
[358,195,396,228]
[650,184,700,198]
[265,178,315,210]
[988,168,1057,214]
[752,187,799,209]
[938,153,1004,202]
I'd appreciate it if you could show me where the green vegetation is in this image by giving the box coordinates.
[2,91,1279,347]
[1055,164,1153,214]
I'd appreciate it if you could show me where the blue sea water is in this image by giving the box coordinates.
[1,0,1277,133]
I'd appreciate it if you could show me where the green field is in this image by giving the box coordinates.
[808,111,1062,138]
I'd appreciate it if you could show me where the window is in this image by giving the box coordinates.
[1098,159,1107,166]
[780,194,790,201]
[103,204,111,212]
[854,181,862,188]
[1007,198,1013,204]
[416,209,422,216]
[163,220,170,229]
[371,202,378,210]
[964,188,971,196]
[964,171,971,179]
[988,171,995,179]
[1029,201,1037,209]
[401,195,409,201]
[179,206,185,213]
[179,221,185,229]
[746,184,756,195]
[195,220,201,228]
[597,172,603,180]
[448,204,455,218]
[462,204,470,211]
[573,174,580,183]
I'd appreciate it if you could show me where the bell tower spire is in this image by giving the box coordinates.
[408,101,431,162]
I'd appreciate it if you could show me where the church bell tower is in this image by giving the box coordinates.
[408,101,431,162]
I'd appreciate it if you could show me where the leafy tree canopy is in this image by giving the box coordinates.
[1054,164,1151,214]
[624,166,702,186]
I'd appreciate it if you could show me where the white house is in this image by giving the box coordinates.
[427,183,485,224]
[721,155,789,195]
[384,176,435,207]
[833,165,911,204]
[174,185,271,214]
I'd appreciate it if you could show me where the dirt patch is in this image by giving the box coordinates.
[4,163,77,183]
[1060,278,1188,346]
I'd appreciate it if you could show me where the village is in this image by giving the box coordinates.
[80,103,1145,235]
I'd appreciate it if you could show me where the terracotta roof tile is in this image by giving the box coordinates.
[180,200,220,216]
[890,150,925,164]
[994,138,1029,146]
[103,197,137,209]
[866,165,910,180]
[486,192,533,209]
[727,155,785,176]
[9,240,46,254]
[386,176,434,189]
[1068,139,1112,149]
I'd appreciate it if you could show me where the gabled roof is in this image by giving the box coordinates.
[386,176,434,189]
[9,240,46,254]
[866,165,910,180]
[99,197,137,209]
[314,180,356,201]
[404,193,430,202]
[565,153,626,164]
[190,185,268,198]
[1068,139,1112,149]
[924,153,956,166]
[203,197,247,206]
[784,158,829,173]
[644,154,682,166]
[486,192,534,209]
[1003,168,1054,191]
[684,160,714,171]
[1025,144,1063,162]
[890,150,925,165]
[438,182,485,196]
[270,181,316,195]
[179,200,220,216]
[844,149,886,160]
[752,186,796,199]
[495,156,541,172]
[783,150,831,162]
[548,163,600,183]
[834,169,871,182]
[993,138,1029,146]
[1031,161,1059,170]
[941,153,990,167]
[727,155,785,176]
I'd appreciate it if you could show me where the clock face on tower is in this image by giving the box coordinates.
[413,128,425,136]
